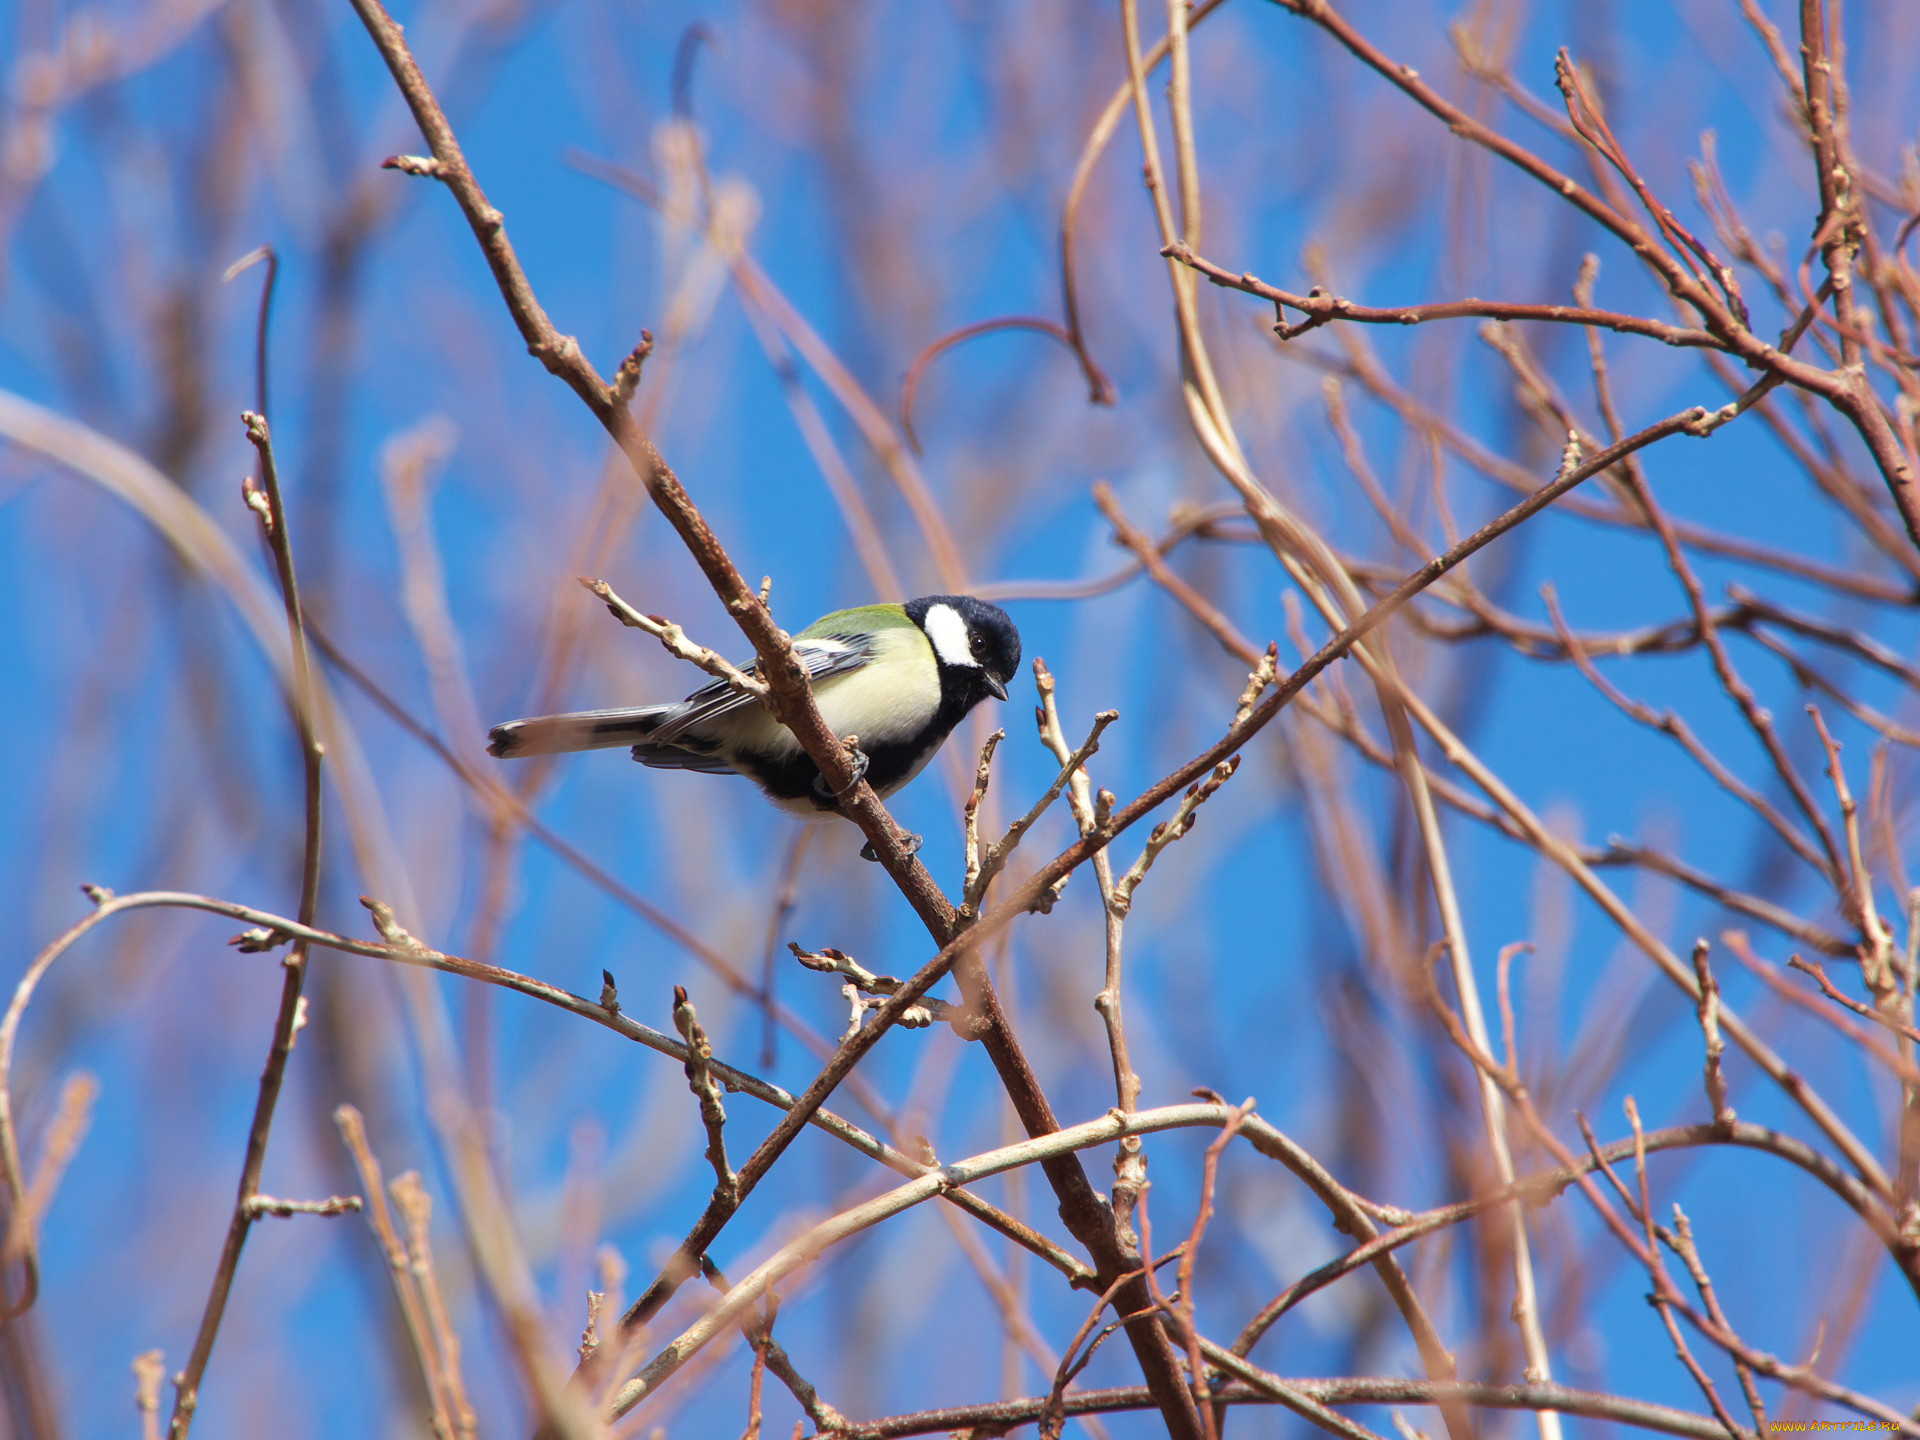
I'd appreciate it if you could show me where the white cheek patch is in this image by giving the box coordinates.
[922,603,979,668]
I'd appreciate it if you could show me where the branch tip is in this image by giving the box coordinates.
[383,153,445,178]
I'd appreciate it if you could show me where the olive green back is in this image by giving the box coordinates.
[798,602,913,638]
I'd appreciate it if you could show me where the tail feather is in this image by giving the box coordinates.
[487,706,671,758]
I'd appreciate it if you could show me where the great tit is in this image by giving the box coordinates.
[487,595,1021,825]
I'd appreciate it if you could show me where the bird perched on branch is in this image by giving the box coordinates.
[488,595,1020,848]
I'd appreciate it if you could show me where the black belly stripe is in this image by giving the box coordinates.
[707,663,998,809]
[737,733,940,807]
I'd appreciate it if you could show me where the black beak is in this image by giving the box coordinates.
[985,672,1008,701]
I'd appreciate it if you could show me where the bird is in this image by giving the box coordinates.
[487,595,1021,850]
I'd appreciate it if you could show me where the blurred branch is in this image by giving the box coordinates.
[566,141,976,599]
[901,317,1112,454]
[1302,345,1915,602]
[1115,456,1901,1233]
[1059,0,1231,401]
[242,1194,362,1219]
[1620,469,1847,889]
[1541,585,1834,876]
[0,1071,94,1312]
[18,0,1920,1430]
[386,1171,481,1440]
[336,1105,470,1440]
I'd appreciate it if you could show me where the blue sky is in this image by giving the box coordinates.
[3,0,1918,1434]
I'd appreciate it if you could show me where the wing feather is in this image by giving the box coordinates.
[646,635,874,743]
[490,634,880,772]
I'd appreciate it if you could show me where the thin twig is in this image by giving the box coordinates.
[963,729,1007,904]
[1663,1205,1768,1430]
[1621,1097,1746,1437]
[842,1377,1741,1440]
[1263,0,1920,540]
[788,945,953,1031]
[1034,659,1144,1231]
[1787,955,1920,1046]
[168,409,324,1440]
[336,1105,466,1440]
[964,709,1119,918]
[1807,706,1897,991]
[702,1261,847,1435]
[1691,942,1736,1128]
[0,1072,96,1292]
[1167,241,1719,349]
[606,1103,1277,1417]
[1176,1096,1256,1440]
[242,1194,363,1219]
[1433,989,1915,1430]
[1232,1117,1911,1354]
[1078,478,1901,1228]
[390,1171,478,1440]
[134,1351,166,1440]
[581,576,767,700]
[1112,759,1240,916]
[674,986,738,1204]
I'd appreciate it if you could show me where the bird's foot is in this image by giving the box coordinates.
[813,740,871,803]
[860,830,923,863]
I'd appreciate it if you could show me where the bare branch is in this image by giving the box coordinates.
[580,576,767,701]
[964,707,1119,917]
[1166,241,1719,348]
[242,1194,363,1220]
[673,986,738,1205]
[169,409,325,1439]
[336,1105,470,1440]
[1690,942,1736,1128]
[844,1377,1739,1440]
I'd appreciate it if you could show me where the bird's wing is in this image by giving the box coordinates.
[625,746,742,774]
[645,634,875,744]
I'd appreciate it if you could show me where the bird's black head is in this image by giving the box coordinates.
[905,595,1022,704]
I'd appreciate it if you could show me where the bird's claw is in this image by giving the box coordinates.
[860,831,923,863]
[814,743,871,803]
